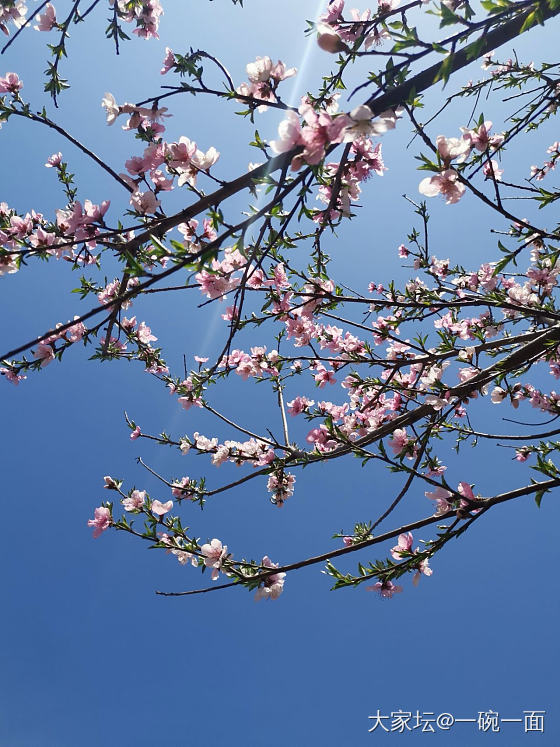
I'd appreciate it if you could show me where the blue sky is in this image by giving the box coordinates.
[1,1,559,745]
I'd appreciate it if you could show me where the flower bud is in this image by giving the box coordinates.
[316,24,347,54]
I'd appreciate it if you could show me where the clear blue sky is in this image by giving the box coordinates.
[1,1,559,745]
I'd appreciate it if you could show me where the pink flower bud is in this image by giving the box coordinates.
[316,24,347,53]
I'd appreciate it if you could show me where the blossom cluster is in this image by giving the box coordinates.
[0,1,26,36]
[316,0,395,54]
[530,141,560,181]
[3,0,560,605]
[270,97,400,176]
[101,91,220,214]
[236,56,296,112]
[88,487,286,600]
[110,0,163,40]
[419,122,505,204]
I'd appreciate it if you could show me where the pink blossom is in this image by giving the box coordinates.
[150,169,174,191]
[457,481,475,504]
[378,0,400,11]
[160,47,176,74]
[130,190,160,215]
[270,111,302,155]
[65,318,86,342]
[367,107,403,136]
[171,477,191,498]
[221,305,239,321]
[142,142,166,170]
[296,103,350,168]
[0,72,23,94]
[397,244,409,258]
[0,252,19,275]
[458,367,478,383]
[462,120,504,152]
[137,321,157,344]
[8,213,33,239]
[426,461,447,478]
[320,0,344,23]
[125,156,145,176]
[160,534,196,566]
[122,490,145,511]
[418,169,466,205]
[388,428,408,455]
[45,152,62,168]
[168,136,197,166]
[34,3,57,31]
[314,364,336,387]
[33,342,55,367]
[121,0,163,39]
[130,426,141,440]
[0,2,26,35]
[122,102,170,133]
[0,366,26,385]
[483,159,503,181]
[425,394,447,411]
[436,134,471,163]
[191,145,220,173]
[365,26,391,48]
[196,269,240,300]
[515,447,530,462]
[413,559,433,586]
[343,104,377,141]
[101,92,120,125]
[287,396,314,415]
[267,471,296,506]
[246,267,267,289]
[531,164,548,181]
[88,506,111,538]
[269,60,297,83]
[100,336,127,353]
[193,432,218,452]
[236,57,296,113]
[481,51,495,70]
[151,499,173,516]
[246,56,275,83]
[272,262,290,290]
[177,384,203,409]
[390,532,413,559]
[425,486,453,515]
[255,556,286,600]
[491,386,507,404]
[366,580,403,598]
[200,538,228,580]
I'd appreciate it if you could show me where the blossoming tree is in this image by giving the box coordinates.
[2,0,560,601]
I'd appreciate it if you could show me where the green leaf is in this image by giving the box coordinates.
[465,36,487,62]
[492,254,513,275]
[535,490,544,508]
[520,9,539,33]
[439,4,458,27]
[433,53,454,87]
